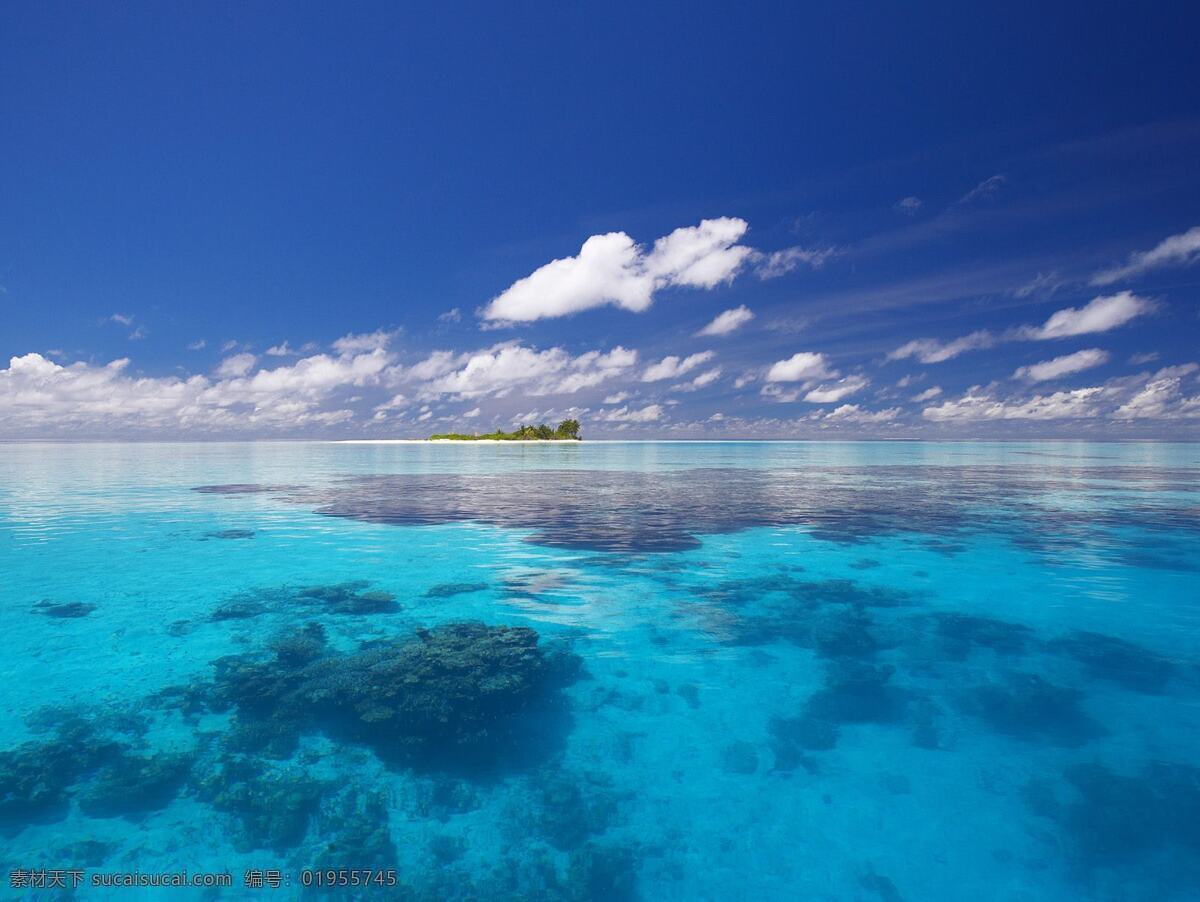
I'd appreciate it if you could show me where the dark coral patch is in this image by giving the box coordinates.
[78,752,192,820]
[933,612,1033,659]
[204,621,582,773]
[960,672,1106,747]
[194,756,324,853]
[1046,630,1175,694]
[33,600,97,619]
[423,582,489,599]
[202,529,256,540]
[1026,760,1200,883]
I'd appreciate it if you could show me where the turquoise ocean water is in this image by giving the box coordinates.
[1,441,1198,900]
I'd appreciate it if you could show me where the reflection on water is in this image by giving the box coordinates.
[0,442,1198,900]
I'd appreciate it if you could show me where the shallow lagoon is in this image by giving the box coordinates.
[1,441,1198,900]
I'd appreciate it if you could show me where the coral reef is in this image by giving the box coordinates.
[1046,630,1175,694]
[205,621,582,771]
[423,582,489,599]
[960,672,1106,747]
[33,600,97,618]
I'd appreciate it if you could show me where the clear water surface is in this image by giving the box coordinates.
[1,441,1198,900]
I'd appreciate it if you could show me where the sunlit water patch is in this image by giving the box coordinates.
[1,442,1198,900]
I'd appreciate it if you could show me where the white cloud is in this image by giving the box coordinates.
[958,174,1006,204]
[1013,348,1109,383]
[820,404,900,424]
[109,313,134,326]
[603,391,631,404]
[889,292,1151,365]
[332,329,398,354]
[186,340,207,351]
[752,246,836,279]
[1013,271,1066,299]
[923,387,1105,421]
[1092,225,1200,286]
[462,406,480,418]
[214,353,257,378]
[765,352,834,383]
[696,305,754,337]
[642,351,715,382]
[911,386,942,402]
[266,341,297,357]
[596,404,663,423]
[480,218,754,323]
[1022,291,1151,340]
[403,342,637,398]
[438,308,462,323]
[221,340,240,352]
[804,374,869,403]
[888,331,995,364]
[673,367,722,392]
[894,196,922,215]
[922,364,1200,424]
[1129,351,1160,365]
[0,345,391,436]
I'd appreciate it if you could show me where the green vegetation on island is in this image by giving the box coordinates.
[429,419,581,441]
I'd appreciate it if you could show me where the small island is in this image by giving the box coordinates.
[429,419,581,441]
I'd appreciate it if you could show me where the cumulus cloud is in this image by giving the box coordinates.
[1092,225,1200,286]
[1113,367,1200,419]
[481,218,754,323]
[894,196,922,215]
[214,353,258,378]
[889,293,1151,364]
[673,367,722,392]
[1021,291,1152,340]
[820,404,900,423]
[603,391,631,404]
[911,386,942,402]
[923,387,1105,421]
[1013,348,1109,383]
[888,331,995,364]
[0,345,391,436]
[109,313,134,326]
[765,352,835,383]
[333,329,399,354]
[696,305,755,337]
[642,351,715,382]
[266,341,312,357]
[596,404,663,423]
[401,342,637,398]
[920,364,1200,424]
[803,374,869,403]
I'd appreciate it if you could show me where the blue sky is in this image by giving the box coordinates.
[2,1,1199,438]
